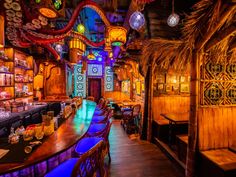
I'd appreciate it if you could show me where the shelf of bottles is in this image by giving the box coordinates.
[0,47,14,102]
[14,51,34,100]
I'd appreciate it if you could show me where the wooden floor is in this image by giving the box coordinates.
[108,120,185,177]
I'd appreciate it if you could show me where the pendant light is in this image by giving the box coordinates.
[167,0,179,27]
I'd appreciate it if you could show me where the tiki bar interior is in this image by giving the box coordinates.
[0,0,236,177]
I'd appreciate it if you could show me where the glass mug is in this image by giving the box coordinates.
[34,124,44,140]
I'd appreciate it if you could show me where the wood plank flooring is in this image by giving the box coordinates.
[108,120,184,177]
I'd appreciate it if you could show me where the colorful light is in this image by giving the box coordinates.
[77,24,85,34]
[35,0,41,3]
[97,56,103,62]
[107,26,127,47]
[129,11,145,31]
[39,8,57,18]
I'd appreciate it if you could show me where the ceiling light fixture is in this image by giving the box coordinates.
[129,11,145,31]
[77,24,85,34]
[107,26,127,47]
[167,0,180,27]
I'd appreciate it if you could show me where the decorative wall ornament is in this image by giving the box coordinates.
[105,66,114,91]
[74,64,86,98]
[129,11,145,31]
[167,0,179,27]
[200,59,236,105]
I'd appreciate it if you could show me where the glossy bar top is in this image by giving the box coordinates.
[0,100,96,175]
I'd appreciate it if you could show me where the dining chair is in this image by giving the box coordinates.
[121,104,141,134]
[45,140,105,177]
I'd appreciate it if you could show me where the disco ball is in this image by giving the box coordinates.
[167,13,180,27]
[129,11,145,31]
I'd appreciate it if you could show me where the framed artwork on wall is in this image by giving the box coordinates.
[180,83,190,93]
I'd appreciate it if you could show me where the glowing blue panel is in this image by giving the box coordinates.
[74,64,86,98]
[105,66,113,91]
[87,64,103,76]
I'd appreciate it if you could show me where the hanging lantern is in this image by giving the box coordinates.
[69,38,86,55]
[167,13,179,27]
[129,11,145,31]
[37,0,65,18]
[55,44,63,53]
[69,38,86,64]
[107,26,127,47]
[39,8,57,18]
[167,0,180,27]
[77,24,85,34]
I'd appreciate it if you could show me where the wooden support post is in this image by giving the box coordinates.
[186,50,200,177]
[141,64,153,141]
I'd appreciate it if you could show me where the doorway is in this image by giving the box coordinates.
[88,78,102,103]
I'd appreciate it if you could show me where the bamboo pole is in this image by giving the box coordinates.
[186,49,201,177]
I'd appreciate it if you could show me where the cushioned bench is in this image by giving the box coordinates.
[199,149,236,177]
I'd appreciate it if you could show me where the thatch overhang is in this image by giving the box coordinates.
[140,0,236,76]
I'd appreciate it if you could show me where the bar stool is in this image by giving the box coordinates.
[92,109,113,124]
[85,120,112,163]
[45,140,104,177]
[74,137,103,156]
[86,123,107,137]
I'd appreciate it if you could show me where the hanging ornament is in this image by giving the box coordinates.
[167,0,179,27]
[129,11,145,31]
[77,24,85,34]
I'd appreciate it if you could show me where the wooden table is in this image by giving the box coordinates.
[0,100,96,176]
[118,101,140,108]
[160,112,189,146]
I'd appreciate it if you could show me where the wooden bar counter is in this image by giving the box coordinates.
[0,100,96,176]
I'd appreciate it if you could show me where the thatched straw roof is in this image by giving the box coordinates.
[140,0,236,76]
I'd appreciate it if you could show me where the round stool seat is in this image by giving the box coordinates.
[45,158,78,177]
[92,115,107,123]
[94,110,104,116]
[75,137,103,155]
[87,123,107,136]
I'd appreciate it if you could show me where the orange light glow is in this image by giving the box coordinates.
[39,8,57,18]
